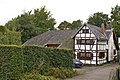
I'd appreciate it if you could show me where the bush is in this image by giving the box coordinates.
[48,68,66,79]
[20,70,59,80]
[46,48,73,68]
[61,68,76,78]
[0,45,73,79]
[48,68,76,79]
[0,45,22,80]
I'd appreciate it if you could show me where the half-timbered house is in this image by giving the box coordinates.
[73,22,119,65]
[24,22,119,65]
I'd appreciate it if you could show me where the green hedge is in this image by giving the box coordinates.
[0,45,73,79]
[0,45,22,80]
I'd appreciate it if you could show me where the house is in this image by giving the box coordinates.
[24,22,119,65]
[73,22,119,65]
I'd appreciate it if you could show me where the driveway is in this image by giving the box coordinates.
[67,63,119,80]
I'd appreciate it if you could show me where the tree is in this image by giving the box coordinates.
[87,12,109,27]
[110,5,120,37]
[58,20,82,30]
[58,21,72,30]
[33,8,55,30]
[71,20,83,29]
[5,6,56,43]
[0,25,21,45]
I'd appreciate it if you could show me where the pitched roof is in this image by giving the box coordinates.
[73,23,107,40]
[24,30,77,49]
[105,29,114,39]
[24,23,119,50]
[73,23,119,50]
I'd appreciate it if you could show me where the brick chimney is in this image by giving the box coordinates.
[106,21,112,29]
[101,23,105,34]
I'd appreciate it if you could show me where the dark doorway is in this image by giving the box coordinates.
[106,49,109,63]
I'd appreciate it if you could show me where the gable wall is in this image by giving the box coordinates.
[75,26,97,51]
[74,25,96,64]
[108,32,117,61]
[74,25,109,65]
[119,37,120,48]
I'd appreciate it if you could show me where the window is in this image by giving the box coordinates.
[87,39,94,44]
[86,40,90,43]
[76,39,81,44]
[81,39,85,43]
[77,52,93,60]
[46,44,60,48]
[82,29,89,33]
[76,39,94,44]
[99,52,105,58]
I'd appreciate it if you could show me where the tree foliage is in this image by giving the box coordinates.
[0,25,9,32]
[71,20,83,29]
[110,5,120,37]
[87,5,120,37]
[5,6,56,43]
[87,12,109,27]
[58,20,82,30]
[0,25,21,45]
[58,21,72,30]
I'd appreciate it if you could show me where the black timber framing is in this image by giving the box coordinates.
[74,24,107,65]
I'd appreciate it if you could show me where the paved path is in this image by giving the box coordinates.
[67,63,119,80]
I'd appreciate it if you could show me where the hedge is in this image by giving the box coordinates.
[0,46,22,80]
[0,45,73,79]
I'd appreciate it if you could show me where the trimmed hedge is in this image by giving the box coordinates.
[0,45,73,79]
[0,46,22,80]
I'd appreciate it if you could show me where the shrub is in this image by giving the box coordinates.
[48,68,66,79]
[48,68,77,79]
[20,70,59,80]
[23,46,50,75]
[46,48,73,68]
[0,45,22,80]
[61,68,75,78]
[0,45,73,79]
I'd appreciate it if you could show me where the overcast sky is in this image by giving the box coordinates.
[0,0,120,26]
